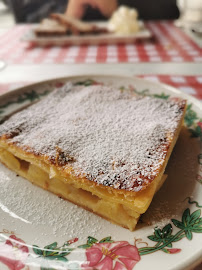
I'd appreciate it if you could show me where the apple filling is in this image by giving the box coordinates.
[0,147,166,231]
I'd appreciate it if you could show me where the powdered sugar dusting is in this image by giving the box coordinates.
[0,83,185,192]
[0,168,104,239]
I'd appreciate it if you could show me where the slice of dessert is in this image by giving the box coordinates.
[34,18,68,36]
[0,82,186,230]
[50,13,108,35]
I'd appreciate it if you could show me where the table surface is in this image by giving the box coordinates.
[0,21,202,85]
[1,22,202,65]
[0,22,201,270]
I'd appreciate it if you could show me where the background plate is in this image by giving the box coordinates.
[21,22,152,46]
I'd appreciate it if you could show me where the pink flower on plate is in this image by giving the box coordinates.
[0,235,29,270]
[82,241,140,270]
[197,121,202,130]
[166,248,181,254]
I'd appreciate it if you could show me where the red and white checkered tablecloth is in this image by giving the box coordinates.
[0,75,201,100]
[0,21,202,64]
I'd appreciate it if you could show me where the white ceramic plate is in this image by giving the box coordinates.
[0,75,201,270]
[21,22,152,46]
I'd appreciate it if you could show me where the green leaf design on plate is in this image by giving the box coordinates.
[182,208,190,224]
[77,244,91,249]
[185,230,193,240]
[184,104,198,127]
[41,268,55,270]
[33,245,43,256]
[189,209,201,224]
[32,239,76,269]
[171,219,185,230]
[44,242,57,252]
[153,93,170,99]
[99,236,114,243]
[78,236,114,249]
[154,227,162,239]
[87,236,98,246]
[78,236,99,249]
[139,204,202,256]
[189,126,202,138]
[172,208,202,239]
[172,234,186,242]
[162,224,173,236]
[185,197,202,208]
[147,235,160,242]
[134,89,150,96]
[0,89,50,117]
[161,248,170,253]
[74,79,98,87]
[43,242,57,257]
[147,224,174,247]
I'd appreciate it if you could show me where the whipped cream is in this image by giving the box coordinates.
[108,6,139,34]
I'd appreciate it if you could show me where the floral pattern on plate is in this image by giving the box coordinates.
[0,199,201,270]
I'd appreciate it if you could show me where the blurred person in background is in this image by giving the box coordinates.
[7,0,179,23]
[66,0,179,21]
[7,0,67,22]
[66,0,118,20]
